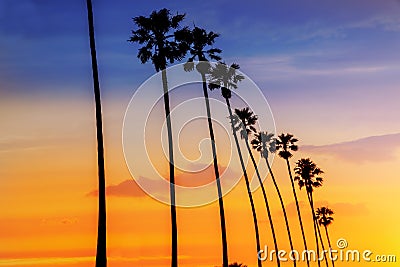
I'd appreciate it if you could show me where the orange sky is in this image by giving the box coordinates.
[1,95,399,267]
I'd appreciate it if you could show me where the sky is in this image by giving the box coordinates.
[1,0,400,266]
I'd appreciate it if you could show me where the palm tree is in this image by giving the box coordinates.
[294,158,327,267]
[86,0,107,266]
[129,9,190,267]
[207,61,281,266]
[207,62,245,267]
[250,129,296,267]
[316,207,335,267]
[182,28,236,267]
[275,133,310,267]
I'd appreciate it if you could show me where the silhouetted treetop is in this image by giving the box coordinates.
[129,8,190,71]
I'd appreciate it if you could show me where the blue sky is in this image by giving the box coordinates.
[1,0,400,95]
[1,0,400,144]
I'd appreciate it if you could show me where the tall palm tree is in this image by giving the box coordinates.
[181,28,237,267]
[275,133,310,267]
[207,62,244,267]
[85,0,107,266]
[250,129,296,267]
[129,9,190,267]
[208,61,282,267]
[294,158,327,267]
[316,207,335,267]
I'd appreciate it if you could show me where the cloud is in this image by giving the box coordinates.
[87,164,238,198]
[86,178,153,198]
[301,133,400,163]
[286,200,369,217]
[314,201,369,216]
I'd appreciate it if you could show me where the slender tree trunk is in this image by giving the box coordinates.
[224,93,261,267]
[264,158,296,267]
[286,159,310,267]
[308,193,329,267]
[308,193,321,267]
[161,69,178,267]
[201,73,228,267]
[226,100,280,267]
[86,1,107,266]
[315,216,329,267]
[325,226,335,267]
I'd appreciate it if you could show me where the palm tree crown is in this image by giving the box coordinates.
[183,26,222,73]
[233,107,258,139]
[275,133,298,160]
[251,131,276,159]
[294,158,324,193]
[129,8,189,71]
[316,207,334,227]
[208,62,244,99]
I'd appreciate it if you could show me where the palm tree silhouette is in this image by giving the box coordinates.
[85,0,107,266]
[294,158,328,267]
[250,130,296,267]
[316,207,335,267]
[129,9,190,267]
[225,107,280,267]
[207,62,244,267]
[275,133,310,267]
[181,28,236,267]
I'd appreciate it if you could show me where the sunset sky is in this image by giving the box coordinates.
[1,0,400,266]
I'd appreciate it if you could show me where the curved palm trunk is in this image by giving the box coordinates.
[161,69,178,267]
[315,215,329,267]
[263,158,296,267]
[201,73,228,267]
[308,193,322,267]
[308,194,329,267]
[285,159,310,267]
[224,95,262,267]
[86,1,107,266]
[324,225,335,267]
[226,100,280,267]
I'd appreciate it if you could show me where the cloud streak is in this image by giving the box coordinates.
[301,133,400,163]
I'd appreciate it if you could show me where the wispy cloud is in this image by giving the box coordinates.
[301,133,400,163]
[286,200,369,217]
[87,164,237,198]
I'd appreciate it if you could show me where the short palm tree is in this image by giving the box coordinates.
[316,207,335,267]
[294,158,328,267]
[85,0,107,266]
[250,129,295,267]
[275,133,310,267]
[129,9,190,267]
[227,108,280,267]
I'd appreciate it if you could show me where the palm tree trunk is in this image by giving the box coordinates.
[308,193,321,267]
[201,74,228,267]
[315,217,329,267]
[225,100,280,267]
[161,69,178,267]
[264,158,296,267]
[86,1,107,266]
[224,93,262,267]
[308,193,329,267]
[285,159,310,267]
[324,225,335,267]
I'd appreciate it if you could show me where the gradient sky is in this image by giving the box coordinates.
[1,0,400,266]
